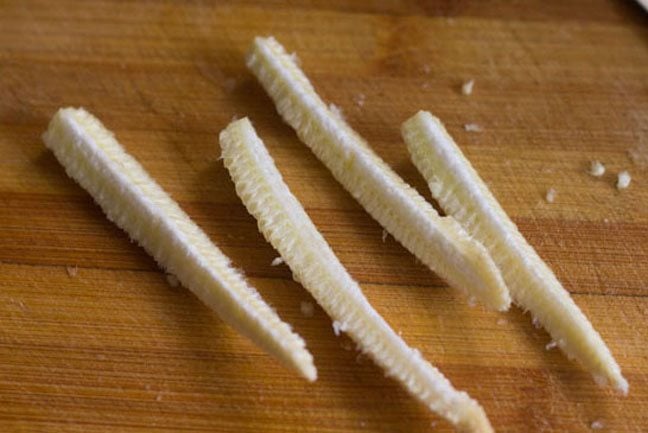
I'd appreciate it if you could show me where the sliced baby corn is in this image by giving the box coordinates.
[42,107,316,381]
[220,117,494,433]
[402,110,628,394]
[246,36,510,312]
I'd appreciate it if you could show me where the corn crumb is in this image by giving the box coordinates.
[66,266,78,277]
[461,79,475,95]
[589,160,605,177]
[590,419,604,430]
[353,93,366,107]
[616,171,631,190]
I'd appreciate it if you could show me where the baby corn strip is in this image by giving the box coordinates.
[42,108,316,381]
[247,36,510,312]
[402,110,628,394]
[220,117,495,433]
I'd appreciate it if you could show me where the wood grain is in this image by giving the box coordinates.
[0,1,647,432]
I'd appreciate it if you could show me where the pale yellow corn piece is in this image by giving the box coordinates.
[402,110,628,394]
[42,108,316,381]
[247,36,510,312]
[220,117,495,433]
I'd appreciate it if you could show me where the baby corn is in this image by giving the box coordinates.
[43,108,316,381]
[402,110,627,394]
[220,117,495,433]
[246,36,510,312]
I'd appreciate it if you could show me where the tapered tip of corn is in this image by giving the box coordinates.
[219,117,318,383]
[452,398,495,433]
[616,377,629,396]
[468,252,512,312]
[282,346,317,382]
[299,361,318,382]
[596,371,629,396]
[441,218,511,312]
[459,257,511,312]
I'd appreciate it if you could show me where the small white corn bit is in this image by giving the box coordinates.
[545,188,557,203]
[590,419,605,430]
[616,170,631,190]
[66,266,78,277]
[461,79,475,96]
[353,93,366,107]
[589,160,605,177]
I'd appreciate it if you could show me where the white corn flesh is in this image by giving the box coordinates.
[402,110,628,394]
[43,107,316,381]
[246,36,510,312]
[220,117,495,433]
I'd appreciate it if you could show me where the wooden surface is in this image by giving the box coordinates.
[1,1,647,432]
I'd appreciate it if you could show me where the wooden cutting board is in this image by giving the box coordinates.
[1,1,646,432]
